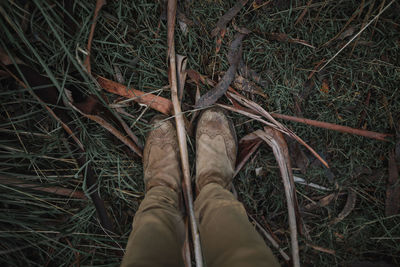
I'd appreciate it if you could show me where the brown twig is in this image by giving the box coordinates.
[69,103,143,157]
[271,112,391,141]
[84,0,106,74]
[294,0,313,25]
[0,175,86,199]
[248,213,291,261]
[167,1,203,266]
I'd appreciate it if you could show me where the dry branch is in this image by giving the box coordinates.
[271,113,391,141]
[84,0,106,74]
[167,0,203,266]
[0,175,87,199]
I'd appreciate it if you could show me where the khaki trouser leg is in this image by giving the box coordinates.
[195,183,280,267]
[121,186,185,267]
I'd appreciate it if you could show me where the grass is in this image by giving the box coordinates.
[1,0,399,266]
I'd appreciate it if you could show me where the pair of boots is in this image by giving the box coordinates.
[121,108,280,267]
[143,107,236,195]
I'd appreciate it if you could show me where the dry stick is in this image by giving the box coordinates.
[255,128,300,267]
[248,213,290,261]
[68,101,143,157]
[0,175,86,199]
[167,1,204,266]
[70,104,143,157]
[271,113,391,141]
[294,0,313,25]
[84,0,106,74]
[318,0,395,72]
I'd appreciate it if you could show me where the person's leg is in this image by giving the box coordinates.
[121,117,185,267]
[195,108,280,267]
[195,183,279,267]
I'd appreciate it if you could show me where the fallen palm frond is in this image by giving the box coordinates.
[255,127,301,267]
[167,0,203,266]
[223,92,329,168]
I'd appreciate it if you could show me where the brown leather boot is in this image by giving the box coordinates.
[143,116,181,192]
[196,107,237,192]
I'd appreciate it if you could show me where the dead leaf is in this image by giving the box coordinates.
[289,141,309,174]
[306,243,335,255]
[211,0,248,37]
[215,28,227,53]
[339,26,356,40]
[178,20,188,36]
[385,150,400,216]
[267,33,315,49]
[176,54,187,102]
[293,176,332,191]
[234,132,263,177]
[84,0,106,74]
[271,112,391,141]
[195,33,246,108]
[233,74,268,98]
[331,190,357,225]
[321,79,329,93]
[305,193,335,210]
[97,76,173,115]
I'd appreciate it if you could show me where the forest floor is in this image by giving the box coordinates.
[0,0,399,266]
